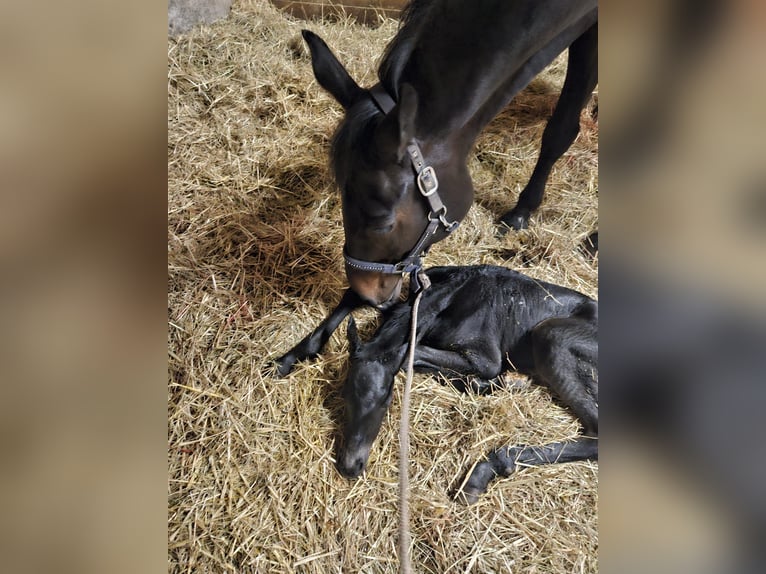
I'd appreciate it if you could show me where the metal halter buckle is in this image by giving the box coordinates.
[417,166,439,196]
[428,207,446,222]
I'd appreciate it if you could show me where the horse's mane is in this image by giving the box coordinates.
[378,0,434,99]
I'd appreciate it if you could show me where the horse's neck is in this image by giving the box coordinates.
[393,0,597,155]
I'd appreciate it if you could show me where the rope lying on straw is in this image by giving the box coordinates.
[399,271,431,574]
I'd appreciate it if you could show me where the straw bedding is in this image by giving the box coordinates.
[168,1,598,572]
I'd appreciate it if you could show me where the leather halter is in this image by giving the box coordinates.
[342,83,459,294]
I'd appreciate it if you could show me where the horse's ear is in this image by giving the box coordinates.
[375,83,418,163]
[302,30,364,109]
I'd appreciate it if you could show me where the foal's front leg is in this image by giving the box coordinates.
[413,345,505,394]
[274,289,363,376]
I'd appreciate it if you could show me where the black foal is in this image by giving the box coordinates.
[339,265,597,502]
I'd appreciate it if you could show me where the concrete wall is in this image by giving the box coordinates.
[168,0,233,36]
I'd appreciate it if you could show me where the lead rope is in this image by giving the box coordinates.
[399,270,431,574]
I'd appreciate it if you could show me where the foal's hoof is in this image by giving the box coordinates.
[448,376,501,395]
[454,486,482,506]
[273,353,297,377]
[454,460,497,505]
[498,208,530,233]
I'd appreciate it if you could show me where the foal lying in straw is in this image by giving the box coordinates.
[338,265,598,503]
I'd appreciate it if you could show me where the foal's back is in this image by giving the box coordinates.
[417,266,592,325]
[414,266,594,369]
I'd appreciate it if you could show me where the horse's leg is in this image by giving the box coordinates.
[274,289,363,377]
[581,231,598,259]
[500,23,598,231]
[457,437,598,504]
[413,344,502,379]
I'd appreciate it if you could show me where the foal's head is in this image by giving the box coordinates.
[302,31,469,307]
[336,317,397,478]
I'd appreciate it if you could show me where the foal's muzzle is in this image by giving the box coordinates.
[337,450,368,478]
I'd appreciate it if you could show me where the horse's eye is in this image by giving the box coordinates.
[371,222,395,234]
[366,211,395,234]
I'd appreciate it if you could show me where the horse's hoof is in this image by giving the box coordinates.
[499,209,530,233]
[447,376,499,395]
[454,486,482,505]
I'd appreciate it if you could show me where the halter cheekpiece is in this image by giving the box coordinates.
[342,83,459,294]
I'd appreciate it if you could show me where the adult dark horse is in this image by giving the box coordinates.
[276,0,597,375]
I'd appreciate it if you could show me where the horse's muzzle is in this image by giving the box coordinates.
[373,280,402,310]
[336,439,374,478]
[346,269,403,308]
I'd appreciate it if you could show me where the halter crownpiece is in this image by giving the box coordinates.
[343,84,459,295]
[370,83,396,114]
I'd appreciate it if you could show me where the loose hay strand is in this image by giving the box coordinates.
[169,1,598,572]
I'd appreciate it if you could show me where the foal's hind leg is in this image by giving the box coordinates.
[457,438,598,504]
[500,23,598,231]
[457,310,598,503]
[529,312,598,433]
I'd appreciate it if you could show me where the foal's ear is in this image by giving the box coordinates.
[375,83,418,163]
[302,30,364,109]
[347,316,361,355]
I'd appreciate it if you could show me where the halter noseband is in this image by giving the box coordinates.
[342,83,459,294]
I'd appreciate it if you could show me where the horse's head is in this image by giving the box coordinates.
[302,31,471,307]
